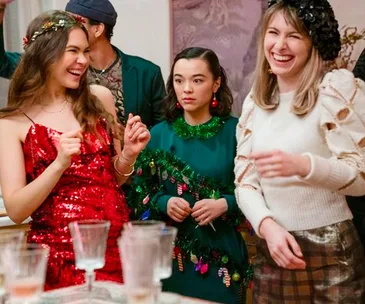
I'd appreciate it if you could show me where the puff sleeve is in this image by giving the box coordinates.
[234,94,274,237]
[301,69,365,196]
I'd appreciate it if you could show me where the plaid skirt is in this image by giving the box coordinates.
[253,220,365,303]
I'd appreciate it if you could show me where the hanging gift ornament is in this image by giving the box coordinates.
[136,167,143,176]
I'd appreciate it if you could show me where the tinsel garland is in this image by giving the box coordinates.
[127,148,253,288]
[175,231,254,290]
[171,116,226,140]
[128,148,244,227]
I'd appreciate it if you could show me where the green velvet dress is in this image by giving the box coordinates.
[129,116,250,304]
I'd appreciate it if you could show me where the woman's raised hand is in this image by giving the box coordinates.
[54,129,83,170]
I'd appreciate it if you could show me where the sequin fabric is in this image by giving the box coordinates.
[23,121,129,291]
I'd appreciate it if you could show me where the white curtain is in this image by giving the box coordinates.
[0,0,68,106]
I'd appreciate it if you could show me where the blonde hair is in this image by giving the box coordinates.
[252,2,325,116]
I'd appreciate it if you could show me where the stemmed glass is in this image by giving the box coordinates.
[2,243,49,304]
[0,230,25,302]
[69,220,110,298]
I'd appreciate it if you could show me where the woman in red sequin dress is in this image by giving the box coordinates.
[0,11,150,290]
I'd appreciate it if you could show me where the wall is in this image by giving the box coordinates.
[111,0,171,82]
[331,0,365,63]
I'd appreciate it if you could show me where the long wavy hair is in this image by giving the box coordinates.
[252,2,325,116]
[0,10,122,139]
[164,47,233,122]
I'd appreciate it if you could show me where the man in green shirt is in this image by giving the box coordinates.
[0,0,165,128]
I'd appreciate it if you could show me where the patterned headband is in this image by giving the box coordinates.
[268,0,341,61]
[23,15,86,50]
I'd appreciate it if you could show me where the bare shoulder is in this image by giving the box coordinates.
[0,115,32,142]
[90,84,114,102]
[90,84,115,115]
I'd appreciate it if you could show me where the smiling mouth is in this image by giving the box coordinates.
[273,54,293,62]
[67,69,83,76]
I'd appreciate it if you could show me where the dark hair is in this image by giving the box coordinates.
[164,47,233,122]
[1,10,122,139]
[88,18,114,41]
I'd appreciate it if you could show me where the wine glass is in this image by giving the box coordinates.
[2,243,49,304]
[68,220,110,298]
[0,230,25,301]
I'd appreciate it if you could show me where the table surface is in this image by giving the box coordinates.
[42,281,220,304]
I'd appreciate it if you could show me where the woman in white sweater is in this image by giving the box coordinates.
[235,0,365,303]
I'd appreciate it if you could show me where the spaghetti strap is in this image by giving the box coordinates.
[20,110,36,124]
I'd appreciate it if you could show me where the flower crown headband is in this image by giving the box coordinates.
[23,15,86,50]
[268,0,341,61]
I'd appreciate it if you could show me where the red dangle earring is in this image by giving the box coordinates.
[211,93,219,108]
[176,102,182,109]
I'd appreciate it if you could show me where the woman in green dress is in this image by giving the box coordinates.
[129,47,251,303]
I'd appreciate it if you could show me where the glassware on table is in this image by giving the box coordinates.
[157,226,177,280]
[119,229,160,304]
[123,220,165,232]
[68,220,110,297]
[2,243,49,304]
[0,230,25,301]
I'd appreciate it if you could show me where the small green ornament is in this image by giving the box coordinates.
[210,189,220,200]
[136,186,143,193]
[232,272,241,282]
[221,255,229,264]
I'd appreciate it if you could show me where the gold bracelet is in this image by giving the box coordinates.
[113,157,135,176]
[120,150,136,167]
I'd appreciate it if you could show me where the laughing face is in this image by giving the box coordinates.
[47,28,90,90]
[264,11,312,87]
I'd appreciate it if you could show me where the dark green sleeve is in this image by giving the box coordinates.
[150,67,165,126]
[354,48,365,82]
[222,194,239,214]
[0,24,22,79]
[154,192,172,214]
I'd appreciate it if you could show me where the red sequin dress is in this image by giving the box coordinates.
[23,120,129,291]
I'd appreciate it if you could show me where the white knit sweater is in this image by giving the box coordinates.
[234,69,365,237]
